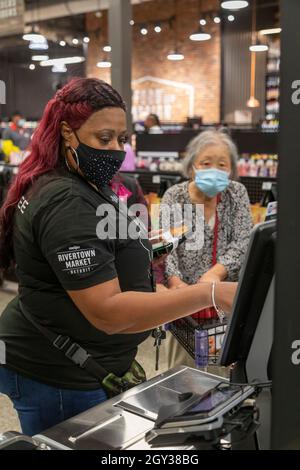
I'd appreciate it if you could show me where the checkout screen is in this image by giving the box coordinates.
[186,385,241,415]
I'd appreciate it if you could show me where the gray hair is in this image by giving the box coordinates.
[182,129,239,180]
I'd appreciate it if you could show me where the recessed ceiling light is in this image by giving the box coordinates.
[103,45,111,52]
[154,25,162,33]
[214,17,221,24]
[83,37,90,43]
[228,15,235,22]
[199,19,207,26]
[140,27,148,35]
[72,38,79,45]
[29,64,35,70]
[59,40,66,46]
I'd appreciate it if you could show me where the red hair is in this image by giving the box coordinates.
[0,77,126,269]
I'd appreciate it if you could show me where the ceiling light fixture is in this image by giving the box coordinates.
[40,56,85,66]
[154,24,162,33]
[97,61,111,68]
[59,40,66,46]
[29,39,49,50]
[167,50,184,61]
[140,26,148,35]
[199,19,207,26]
[130,20,135,26]
[52,64,67,73]
[249,42,269,52]
[23,33,45,42]
[103,45,111,52]
[260,28,282,36]
[72,38,79,45]
[29,64,35,70]
[83,37,90,43]
[221,1,249,10]
[190,26,211,41]
[31,55,49,61]
[214,17,221,24]
[228,15,235,22]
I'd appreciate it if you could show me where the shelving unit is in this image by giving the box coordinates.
[265,37,280,124]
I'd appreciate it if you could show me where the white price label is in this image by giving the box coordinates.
[153,175,161,184]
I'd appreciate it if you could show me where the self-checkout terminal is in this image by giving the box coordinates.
[0,221,275,450]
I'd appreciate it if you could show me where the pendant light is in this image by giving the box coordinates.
[247,0,260,108]
[190,26,211,41]
[167,5,184,61]
[189,0,211,42]
[249,0,269,54]
[167,50,184,60]
[249,41,269,52]
[221,1,249,9]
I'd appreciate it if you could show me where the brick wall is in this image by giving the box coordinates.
[86,0,220,123]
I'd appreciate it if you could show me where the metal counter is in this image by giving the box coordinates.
[35,366,226,450]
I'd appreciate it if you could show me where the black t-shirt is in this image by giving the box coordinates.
[0,169,153,390]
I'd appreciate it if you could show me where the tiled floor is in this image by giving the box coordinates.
[0,284,168,435]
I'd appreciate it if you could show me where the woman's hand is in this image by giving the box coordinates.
[198,264,228,284]
[214,282,238,314]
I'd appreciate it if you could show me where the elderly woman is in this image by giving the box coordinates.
[160,129,253,368]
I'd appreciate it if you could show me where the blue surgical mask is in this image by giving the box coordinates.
[17,119,26,128]
[194,167,230,197]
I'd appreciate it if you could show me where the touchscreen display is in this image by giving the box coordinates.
[185,385,241,415]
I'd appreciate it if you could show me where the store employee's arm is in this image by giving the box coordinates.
[67,277,235,335]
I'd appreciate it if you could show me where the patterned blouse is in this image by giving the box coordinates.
[160,180,253,283]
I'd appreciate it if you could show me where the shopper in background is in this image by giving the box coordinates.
[119,141,137,171]
[160,129,253,368]
[1,111,30,160]
[144,113,163,134]
[0,78,236,436]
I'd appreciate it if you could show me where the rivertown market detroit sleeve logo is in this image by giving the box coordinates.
[56,246,99,275]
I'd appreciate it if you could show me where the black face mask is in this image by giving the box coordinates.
[72,131,126,188]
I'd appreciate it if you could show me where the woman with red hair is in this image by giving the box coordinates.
[0,78,236,436]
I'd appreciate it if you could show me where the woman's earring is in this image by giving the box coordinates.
[68,146,80,170]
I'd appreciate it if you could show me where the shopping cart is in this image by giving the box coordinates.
[168,316,227,367]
